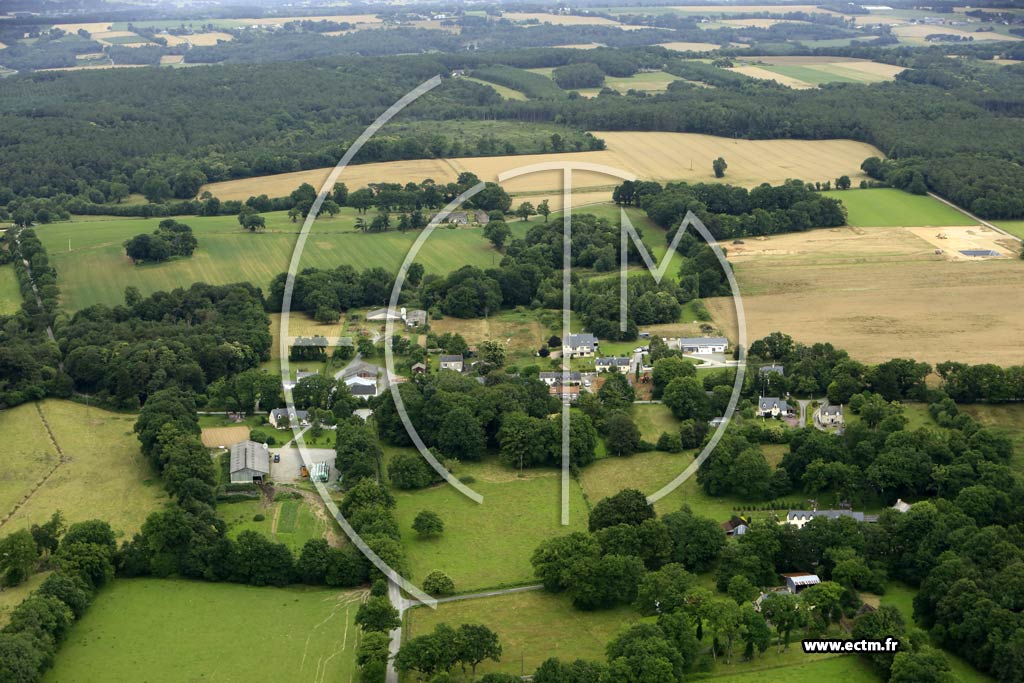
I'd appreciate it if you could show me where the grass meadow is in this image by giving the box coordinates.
[36,210,505,310]
[996,220,1024,239]
[389,454,589,592]
[821,188,971,227]
[0,400,164,538]
[45,579,364,683]
[220,496,327,555]
[0,264,22,315]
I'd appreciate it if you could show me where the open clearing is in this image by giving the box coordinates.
[959,405,1024,474]
[37,211,508,311]
[658,40,723,51]
[463,76,528,100]
[407,591,639,676]
[430,308,552,364]
[822,188,973,227]
[729,65,816,89]
[161,31,233,46]
[572,70,685,97]
[894,23,1020,44]
[502,12,645,29]
[390,455,588,592]
[735,56,906,86]
[220,496,328,554]
[46,579,363,683]
[705,224,1024,365]
[203,132,880,204]
[1,400,164,538]
[0,264,22,315]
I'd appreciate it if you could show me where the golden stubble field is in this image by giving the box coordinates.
[705,226,1024,365]
[202,132,880,206]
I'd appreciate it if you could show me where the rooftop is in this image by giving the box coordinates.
[228,440,270,475]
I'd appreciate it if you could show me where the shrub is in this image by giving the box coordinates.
[252,514,265,522]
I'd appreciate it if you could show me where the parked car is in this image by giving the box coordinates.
[273,453,280,463]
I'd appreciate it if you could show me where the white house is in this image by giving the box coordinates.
[563,333,597,358]
[594,357,630,374]
[758,397,791,418]
[439,354,464,372]
[268,408,310,429]
[677,336,728,354]
[891,499,912,513]
[538,371,581,386]
[784,509,875,529]
[228,440,271,483]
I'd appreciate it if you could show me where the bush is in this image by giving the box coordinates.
[253,514,265,522]
[422,570,455,595]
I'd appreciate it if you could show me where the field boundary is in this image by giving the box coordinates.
[0,403,69,530]
[928,191,1022,243]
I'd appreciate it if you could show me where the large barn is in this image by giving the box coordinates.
[229,440,271,483]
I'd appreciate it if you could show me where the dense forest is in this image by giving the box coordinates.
[1,45,1023,220]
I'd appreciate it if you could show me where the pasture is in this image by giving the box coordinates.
[0,400,164,538]
[462,76,528,100]
[0,571,50,627]
[429,308,554,366]
[204,132,880,208]
[996,220,1024,239]
[407,591,639,677]
[574,70,685,96]
[821,188,971,227]
[0,264,22,315]
[390,455,589,592]
[37,211,507,311]
[734,56,906,87]
[705,223,1024,365]
[45,579,364,683]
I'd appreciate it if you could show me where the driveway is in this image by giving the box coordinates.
[270,445,338,483]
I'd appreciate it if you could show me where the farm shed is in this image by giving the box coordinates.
[229,441,270,483]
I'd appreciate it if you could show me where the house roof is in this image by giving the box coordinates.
[296,370,319,381]
[679,336,728,347]
[440,354,463,363]
[366,307,402,320]
[228,440,270,475]
[759,364,784,375]
[595,357,630,366]
[787,509,865,522]
[539,371,582,381]
[345,375,376,387]
[821,403,843,416]
[891,499,912,513]
[759,397,788,412]
[269,408,308,421]
[566,333,597,348]
[411,362,427,370]
[405,309,427,324]
[782,573,821,586]
[350,384,377,396]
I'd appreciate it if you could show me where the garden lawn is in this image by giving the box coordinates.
[37,210,505,311]
[0,264,21,315]
[406,590,639,677]
[1,400,164,539]
[45,578,364,683]
[392,457,589,591]
[220,496,326,555]
[633,403,680,442]
[821,188,972,228]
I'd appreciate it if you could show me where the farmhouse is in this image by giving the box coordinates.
[784,509,878,529]
[539,371,582,386]
[721,517,748,536]
[439,354,464,372]
[816,402,844,427]
[228,440,270,483]
[782,572,821,594]
[550,384,580,403]
[595,357,630,374]
[268,407,309,429]
[403,309,428,327]
[366,307,403,322]
[349,383,377,400]
[759,364,784,376]
[435,209,490,225]
[675,336,728,354]
[757,397,791,418]
[563,333,598,358]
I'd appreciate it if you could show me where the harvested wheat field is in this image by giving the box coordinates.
[721,18,807,28]
[162,31,233,46]
[200,426,251,449]
[502,12,641,28]
[894,23,1019,44]
[729,65,816,89]
[665,4,839,14]
[658,41,722,52]
[203,132,879,201]
[706,226,1024,365]
[160,54,185,64]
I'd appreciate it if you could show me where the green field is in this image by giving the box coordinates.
[0,400,164,538]
[407,590,639,677]
[37,210,507,311]
[759,63,867,85]
[391,456,588,591]
[822,188,971,228]
[0,264,22,315]
[996,220,1024,239]
[220,496,327,554]
[960,404,1024,474]
[0,571,50,627]
[463,76,528,100]
[46,578,364,683]
[633,403,680,442]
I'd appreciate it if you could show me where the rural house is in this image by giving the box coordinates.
[563,333,598,358]
[721,517,749,536]
[228,440,271,483]
[784,509,877,529]
[349,384,377,400]
[268,407,310,429]
[759,364,784,376]
[891,499,913,513]
[439,354,464,372]
[411,362,427,374]
[538,371,582,386]
[816,402,844,427]
[675,336,728,354]
[595,357,630,374]
[403,309,428,328]
[782,573,821,594]
[549,384,580,403]
[757,397,791,418]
